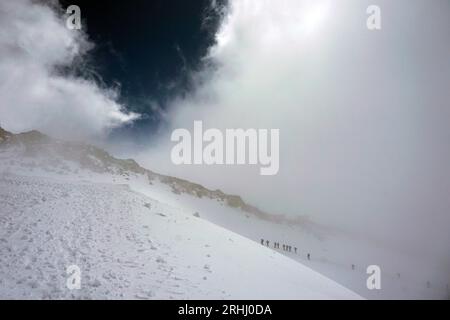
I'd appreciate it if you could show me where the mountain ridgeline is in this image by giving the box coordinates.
[0,127,307,226]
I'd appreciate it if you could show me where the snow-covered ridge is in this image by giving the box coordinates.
[0,127,302,224]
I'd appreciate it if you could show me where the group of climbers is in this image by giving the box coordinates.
[260,238,309,259]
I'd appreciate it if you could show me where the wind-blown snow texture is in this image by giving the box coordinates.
[0,128,361,299]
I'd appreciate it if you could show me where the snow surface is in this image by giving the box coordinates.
[0,173,361,299]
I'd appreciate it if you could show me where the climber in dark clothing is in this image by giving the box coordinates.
[261,239,264,245]
[294,247,297,254]
[307,253,311,260]
[266,240,269,247]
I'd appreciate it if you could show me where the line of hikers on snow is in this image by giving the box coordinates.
[260,238,449,295]
[260,238,311,260]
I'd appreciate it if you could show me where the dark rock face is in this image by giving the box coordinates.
[0,127,12,142]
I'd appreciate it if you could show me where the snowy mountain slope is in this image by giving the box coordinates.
[0,128,362,299]
[2,127,447,299]
[191,198,450,300]
[0,127,299,224]
[0,174,360,299]
[131,185,449,300]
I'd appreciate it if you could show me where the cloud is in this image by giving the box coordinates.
[0,0,139,140]
[140,0,450,265]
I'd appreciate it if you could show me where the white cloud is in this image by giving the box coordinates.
[0,0,139,140]
[141,0,450,264]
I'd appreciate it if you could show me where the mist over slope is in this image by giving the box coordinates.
[0,127,311,226]
[0,127,448,299]
[0,127,361,299]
